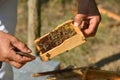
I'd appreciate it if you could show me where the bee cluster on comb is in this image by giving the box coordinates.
[34,20,86,61]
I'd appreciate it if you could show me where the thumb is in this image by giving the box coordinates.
[74,14,86,27]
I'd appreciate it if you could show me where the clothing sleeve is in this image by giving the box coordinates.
[0,20,8,33]
[0,0,18,34]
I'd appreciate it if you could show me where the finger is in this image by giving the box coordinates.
[10,37,31,53]
[9,61,26,69]
[80,20,89,29]
[74,14,86,27]
[80,21,85,29]
[82,19,98,37]
[8,50,34,64]
[81,19,90,31]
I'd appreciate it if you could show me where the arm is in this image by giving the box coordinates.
[74,0,101,37]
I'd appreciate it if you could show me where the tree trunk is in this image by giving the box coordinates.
[28,0,41,55]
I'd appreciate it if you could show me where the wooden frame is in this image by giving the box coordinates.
[34,20,86,61]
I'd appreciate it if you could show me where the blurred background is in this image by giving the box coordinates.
[16,0,120,72]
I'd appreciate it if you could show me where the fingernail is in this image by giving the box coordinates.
[27,49,31,53]
[74,22,79,27]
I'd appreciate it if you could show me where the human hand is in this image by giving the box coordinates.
[0,31,36,68]
[74,0,101,37]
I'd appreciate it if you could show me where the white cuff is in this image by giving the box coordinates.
[0,20,8,33]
